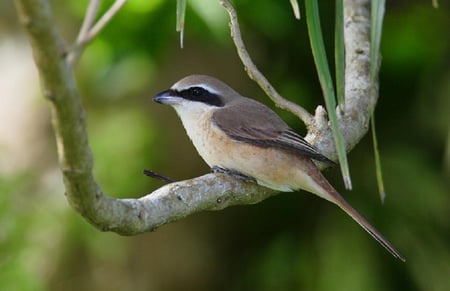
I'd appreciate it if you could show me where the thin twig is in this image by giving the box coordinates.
[77,0,101,44]
[68,0,128,66]
[67,0,101,66]
[219,0,314,127]
[87,0,127,43]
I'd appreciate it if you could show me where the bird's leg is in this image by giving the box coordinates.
[211,166,257,184]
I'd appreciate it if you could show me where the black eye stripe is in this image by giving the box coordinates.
[177,86,224,107]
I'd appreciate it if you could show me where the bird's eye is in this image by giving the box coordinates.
[191,87,203,97]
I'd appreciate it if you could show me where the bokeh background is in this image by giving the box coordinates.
[1,0,449,290]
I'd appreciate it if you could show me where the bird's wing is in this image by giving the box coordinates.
[212,98,337,165]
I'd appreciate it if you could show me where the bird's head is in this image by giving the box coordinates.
[153,75,240,109]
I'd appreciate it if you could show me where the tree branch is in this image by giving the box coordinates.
[15,0,377,235]
[14,0,277,235]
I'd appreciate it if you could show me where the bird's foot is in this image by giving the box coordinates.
[211,166,257,184]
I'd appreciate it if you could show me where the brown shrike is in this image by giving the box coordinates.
[153,75,404,261]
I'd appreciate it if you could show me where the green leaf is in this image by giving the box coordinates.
[335,0,345,109]
[370,0,385,89]
[370,0,387,201]
[289,0,301,20]
[176,0,187,48]
[305,0,352,189]
[371,114,386,202]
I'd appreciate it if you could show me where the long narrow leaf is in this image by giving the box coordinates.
[289,0,301,19]
[305,0,352,189]
[371,114,386,202]
[176,0,187,48]
[370,0,387,201]
[335,0,345,109]
[370,0,385,88]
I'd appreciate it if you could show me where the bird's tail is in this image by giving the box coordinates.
[313,171,405,261]
[332,189,405,261]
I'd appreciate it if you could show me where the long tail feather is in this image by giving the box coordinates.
[309,165,405,261]
[331,190,405,261]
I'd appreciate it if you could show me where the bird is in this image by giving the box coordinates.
[153,74,405,261]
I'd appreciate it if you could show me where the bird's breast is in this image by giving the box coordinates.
[178,114,324,194]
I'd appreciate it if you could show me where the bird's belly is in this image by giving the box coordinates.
[188,122,323,194]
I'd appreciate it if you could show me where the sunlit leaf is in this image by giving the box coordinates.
[289,0,301,20]
[176,0,187,48]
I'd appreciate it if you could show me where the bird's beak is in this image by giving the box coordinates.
[153,89,182,105]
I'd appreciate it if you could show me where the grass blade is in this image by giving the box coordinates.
[335,0,345,109]
[371,114,386,202]
[305,0,352,189]
[370,0,387,201]
[289,0,301,19]
[176,0,187,48]
[370,0,384,88]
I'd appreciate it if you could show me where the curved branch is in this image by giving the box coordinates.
[15,0,277,235]
[75,173,277,235]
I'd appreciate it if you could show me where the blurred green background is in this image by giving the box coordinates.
[1,0,449,290]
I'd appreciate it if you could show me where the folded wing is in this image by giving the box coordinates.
[212,97,337,165]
